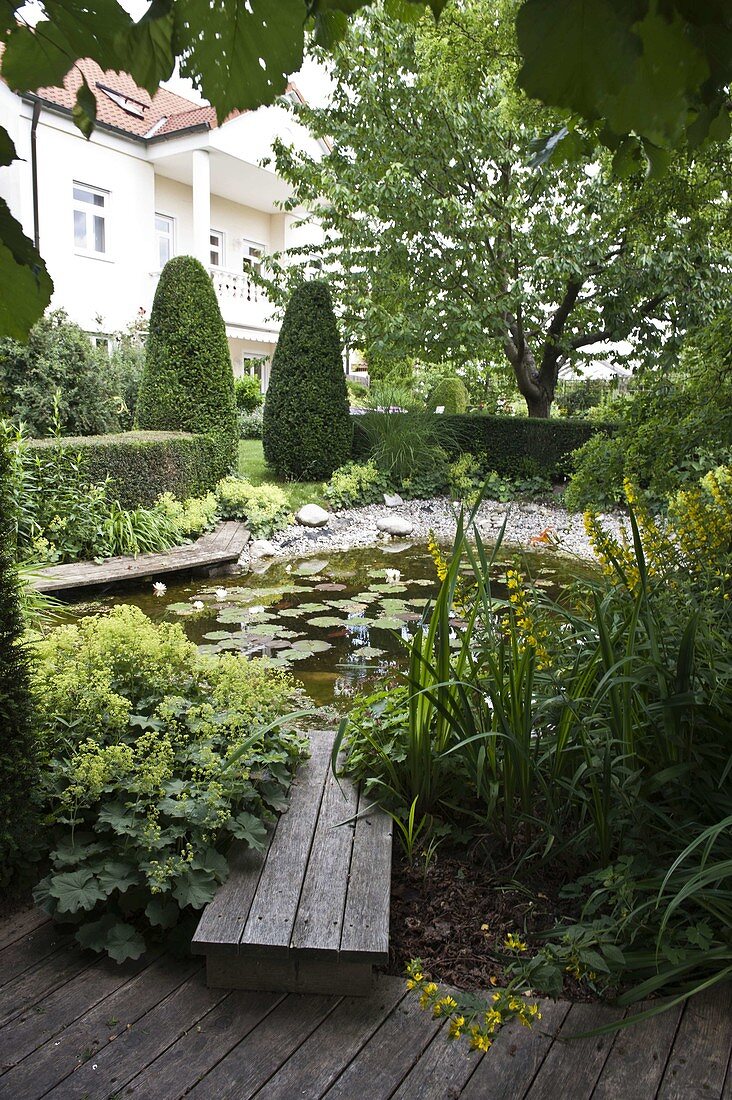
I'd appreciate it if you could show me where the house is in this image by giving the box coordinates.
[0,59,325,389]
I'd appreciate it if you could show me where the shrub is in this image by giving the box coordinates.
[32,605,306,960]
[0,310,119,436]
[234,374,264,412]
[155,492,218,539]
[135,256,237,481]
[0,431,38,886]
[238,406,264,440]
[23,431,220,508]
[353,412,613,480]
[109,337,145,432]
[428,376,469,414]
[215,477,291,537]
[263,281,352,479]
[324,461,389,509]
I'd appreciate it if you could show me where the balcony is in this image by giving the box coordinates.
[209,266,278,335]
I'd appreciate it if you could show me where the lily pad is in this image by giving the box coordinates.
[370,616,406,630]
[368,583,408,594]
[313,582,347,592]
[379,598,408,613]
[351,645,386,659]
[308,615,346,628]
[291,638,333,654]
[203,630,236,641]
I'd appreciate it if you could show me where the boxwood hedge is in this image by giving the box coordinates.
[353,412,616,479]
[24,431,220,508]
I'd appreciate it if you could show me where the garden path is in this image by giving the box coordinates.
[31,521,250,595]
[0,905,729,1100]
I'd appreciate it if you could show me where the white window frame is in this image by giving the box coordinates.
[241,239,265,278]
[155,213,175,269]
[209,229,225,268]
[73,182,109,258]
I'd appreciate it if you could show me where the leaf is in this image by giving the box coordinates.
[174,0,307,120]
[0,196,53,339]
[122,0,176,94]
[72,76,97,139]
[75,913,118,952]
[48,869,106,914]
[96,861,141,896]
[227,811,269,849]
[145,896,180,929]
[172,868,219,909]
[97,800,139,835]
[105,922,148,963]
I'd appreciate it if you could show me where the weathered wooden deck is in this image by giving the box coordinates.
[31,521,250,594]
[0,906,730,1099]
[193,730,392,996]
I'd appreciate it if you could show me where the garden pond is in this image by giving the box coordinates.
[68,542,592,706]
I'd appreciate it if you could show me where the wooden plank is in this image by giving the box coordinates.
[291,768,358,954]
[592,1001,683,1100]
[206,954,373,997]
[0,922,69,989]
[524,1001,625,1100]
[239,733,333,954]
[391,1014,484,1100]
[658,984,732,1100]
[0,955,200,1100]
[0,943,93,1028]
[254,976,405,1100]
[459,999,571,1100]
[0,952,153,1071]
[0,908,49,954]
[192,835,273,955]
[339,794,392,963]
[41,969,225,1100]
[121,990,284,1099]
[322,990,443,1100]
[186,992,340,1100]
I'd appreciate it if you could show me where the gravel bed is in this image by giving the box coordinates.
[241,497,625,566]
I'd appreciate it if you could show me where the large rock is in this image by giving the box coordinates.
[249,539,278,558]
[295,503,330,528]
[383,492,404,508]
[376,515,414,536]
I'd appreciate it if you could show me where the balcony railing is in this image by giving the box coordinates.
[209,266,260,303]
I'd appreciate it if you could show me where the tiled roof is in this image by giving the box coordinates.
[31,56,219,139]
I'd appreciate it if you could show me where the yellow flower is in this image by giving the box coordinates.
[503,933,528,951]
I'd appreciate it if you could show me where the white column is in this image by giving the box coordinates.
[191,148,210,267]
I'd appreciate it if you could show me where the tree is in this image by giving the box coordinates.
[135,256,237,479]
[0,429,38,886]
[263,2,731,417]
[263,280,352,479]
[1,0,731,340]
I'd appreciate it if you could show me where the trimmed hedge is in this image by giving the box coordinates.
[428,376,469,414]
[25,431,220,508]
[353,413,616,478]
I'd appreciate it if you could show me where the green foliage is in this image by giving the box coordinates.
[567,318,732,510]
[234,374,264,413]
[23,431,220,509]
[215,476,291,538]
[154,492,218,540]
[447,453,551,503]
[428,376,468,414]
[0,310,120,436]
[343,483,732,1006]
[32,605,306,960]
[238,406,264,439]
[136,256,237,481]
[108,321,146,431]
[262,281,352,480]
[0,430,38,885]
[324,460,389,509]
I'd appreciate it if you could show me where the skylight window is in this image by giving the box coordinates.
[96,84,146,119]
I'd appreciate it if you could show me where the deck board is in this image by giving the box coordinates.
[32,521,250,594]
[0,924,730,1100]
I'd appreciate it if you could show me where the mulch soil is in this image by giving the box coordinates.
[387,847,595,1001]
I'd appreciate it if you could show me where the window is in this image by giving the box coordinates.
[210,230,224,267]
[155,214,175,268]
[242,241,264,278]
[73,183,108,256]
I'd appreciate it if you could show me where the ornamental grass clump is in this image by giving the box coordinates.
[33,605,306,961]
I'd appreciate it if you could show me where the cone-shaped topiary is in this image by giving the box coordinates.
[428,376,469,414]
[0,431,38,886]
[263,281,352,479]
[135,256,237,481]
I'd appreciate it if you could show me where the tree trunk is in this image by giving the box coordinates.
[525,389,552,418]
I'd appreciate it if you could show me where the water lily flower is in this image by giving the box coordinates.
[153,582,167,597]
[384,568,401,583]
[192,600,204,611]
[215,588,228,601]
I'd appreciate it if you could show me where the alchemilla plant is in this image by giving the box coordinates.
[33,606,307,961]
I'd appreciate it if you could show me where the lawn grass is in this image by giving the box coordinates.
[237,439,327,512]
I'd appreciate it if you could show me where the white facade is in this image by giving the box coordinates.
[0,80,323,386]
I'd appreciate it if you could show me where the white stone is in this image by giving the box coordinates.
[376,515,414,536]
[383,492,403,507]
[249,539,278,558]
[295,504,330,528]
